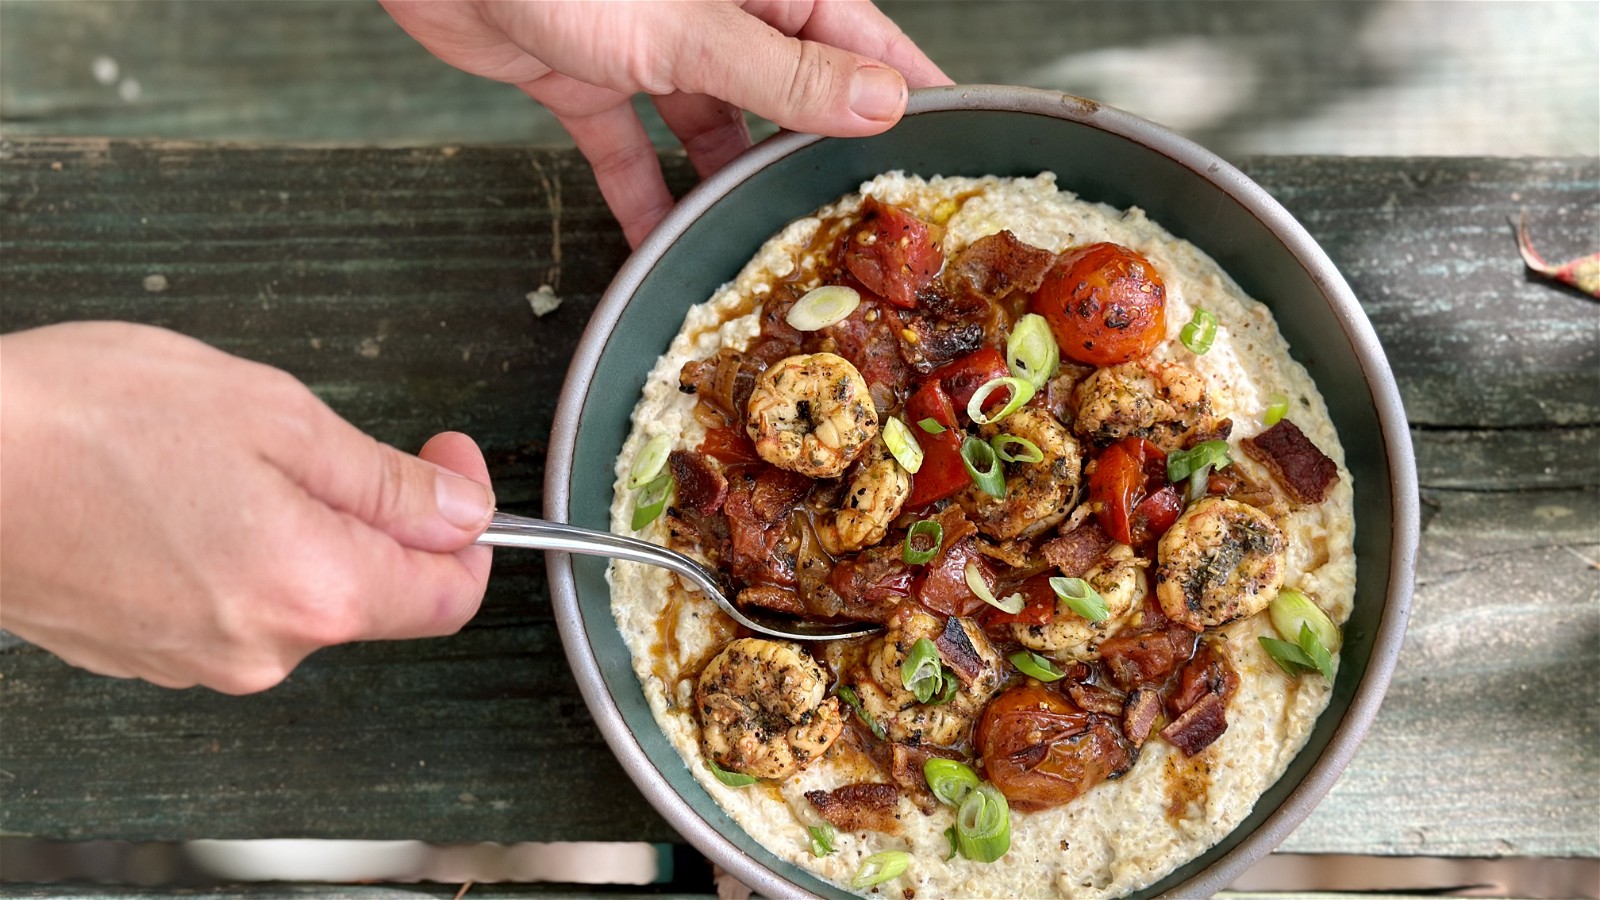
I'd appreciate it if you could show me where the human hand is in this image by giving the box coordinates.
[381,0,950,246]
[0,322,494,694]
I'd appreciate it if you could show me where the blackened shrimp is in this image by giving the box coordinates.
[696,638,845,780]
[960,407,1082,541]
[848,603,1004,747]
[1013,544,1147,661]
[1155,497,1287,630]
[816,435,912,556]
[746,352,878,479]
[1073,360,1212,451]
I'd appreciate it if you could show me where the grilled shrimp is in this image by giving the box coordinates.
[1072,360,1212,451]
[816,435,912,556]
[850,603,1004,747]
[696,638,845,780]
[960,407,1082,541]
[746,352,878,479]
[1013,544,1146,661]
[1155,497,1287,631]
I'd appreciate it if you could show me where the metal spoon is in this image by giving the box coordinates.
[477,511,880,641]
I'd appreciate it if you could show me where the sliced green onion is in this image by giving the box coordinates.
[807,823,835,857]
[1179,307,1218,355]
[966,376,1036,426]
[1186,463,1213,505]
[1005,313,1060,388]
[990,433,1043,464]
[901,638,945,704]
[1049,576,1109,623]
[1269,587,1342,653]
[630,471,674,530]
[785,284,860,331]
[1259,635,1318,677]
[627,433,673,490]
[942,825,959,860]
[955,783,1011,863]
[836,684,886,740]
[1008,649,1066,682]
[923,758,981,807]
[902,519,944,565]
[852,850,911,889]
[929,668,959,705]
[882,416,924,474]
[917,416,946,434]
[707,759,759,787]
[966,560,1023,614]
[1264,392,1290,426]
[1298,622,1336,682]
[960,436,1006,499]
[1167,439,1232,484]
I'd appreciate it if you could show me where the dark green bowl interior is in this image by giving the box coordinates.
[553,89,1413,899]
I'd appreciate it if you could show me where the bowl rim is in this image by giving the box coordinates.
[546,84,1418,899]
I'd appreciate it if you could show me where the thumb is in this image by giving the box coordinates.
[277,405,495,553]
[668,4,909,134]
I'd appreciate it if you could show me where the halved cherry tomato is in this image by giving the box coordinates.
[975,683,1134,812]
[930,347,1010,420]
[699,425,762,465]
[915,538,987,617]
[1087,437,1174,547]
[980,571,1056,627]
[1029,242,1166,365]
[904,380,969,508]
[842,199,945,309]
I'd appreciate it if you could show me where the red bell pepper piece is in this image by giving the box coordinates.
[930,347,1011,421]
[904,380,968,508]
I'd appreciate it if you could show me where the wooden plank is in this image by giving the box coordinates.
[1,143,1596,861]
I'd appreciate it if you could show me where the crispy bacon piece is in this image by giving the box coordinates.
[1040,519,1116,578]
[668,450,727,516]
[938,230,1055,316]
[805,782,903,834]
[1160,691,1228,756]
[885,307,985,373]
[933,616,990,685]
[890,744,955,815]
[737,584,805,616]
[1123,688,1162,748]
[1066,681,1126,717]
[1243,418,1339,505]
[1169,641,1240,715]
[723,468,807,587]
[1098,621,1198,692]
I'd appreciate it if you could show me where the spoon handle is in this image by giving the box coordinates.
[476,512,723,597]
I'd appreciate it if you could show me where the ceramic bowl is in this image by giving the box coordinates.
[545,85,1417,898]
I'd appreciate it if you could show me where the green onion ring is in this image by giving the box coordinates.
[1269,587,1342,653]
[882,416,924,474]
[1264,392,1290,426]
[942,825,959,861]
[966,560,1023,614]
[707,759,759,787]
[807,823,835,857]
[900,637,945,704]
[955,783,1012,863]
[626,433,673,490]
[960,436,1006,499]
[784,284,860,331]
[1167,439,1232,484]
[1049,575,1110,623]
[836,684,886,740]
[1005,313,1060,388]
[1008,649,1066,682]
[902,519,943,565]
[929,667,959,705]
[852,850,911,889]
[923,758,981,807]
[1179,307,1218,355]
[1298,622,1336,681]
[966,375,1036,426]
[1259,635,1318,677]
[990,433,1044,464]
[917,416,947,434]
[630,471,674,530]
[1186,462,1213,505]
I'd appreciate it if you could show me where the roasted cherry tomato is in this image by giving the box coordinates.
[1029,242,1166,365]
[699,425,762,465]
[842,199,945,309]
[980,571,1056,628]
[915,538,988,617]
[929,347,1010,419]
[1087,437,1176,547]
[975,683,1134,812]
[904,380,969,508]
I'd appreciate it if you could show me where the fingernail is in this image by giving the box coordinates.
[849,66,905,122]
[436,470,493,529]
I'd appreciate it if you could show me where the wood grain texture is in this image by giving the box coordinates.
[1,141,1596,861]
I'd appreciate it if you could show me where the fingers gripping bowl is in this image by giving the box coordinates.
[546,87,1416,898]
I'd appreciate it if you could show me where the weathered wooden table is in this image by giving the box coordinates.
[1,140,1596,895]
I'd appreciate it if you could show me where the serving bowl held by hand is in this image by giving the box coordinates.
[545,86,1418,898]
